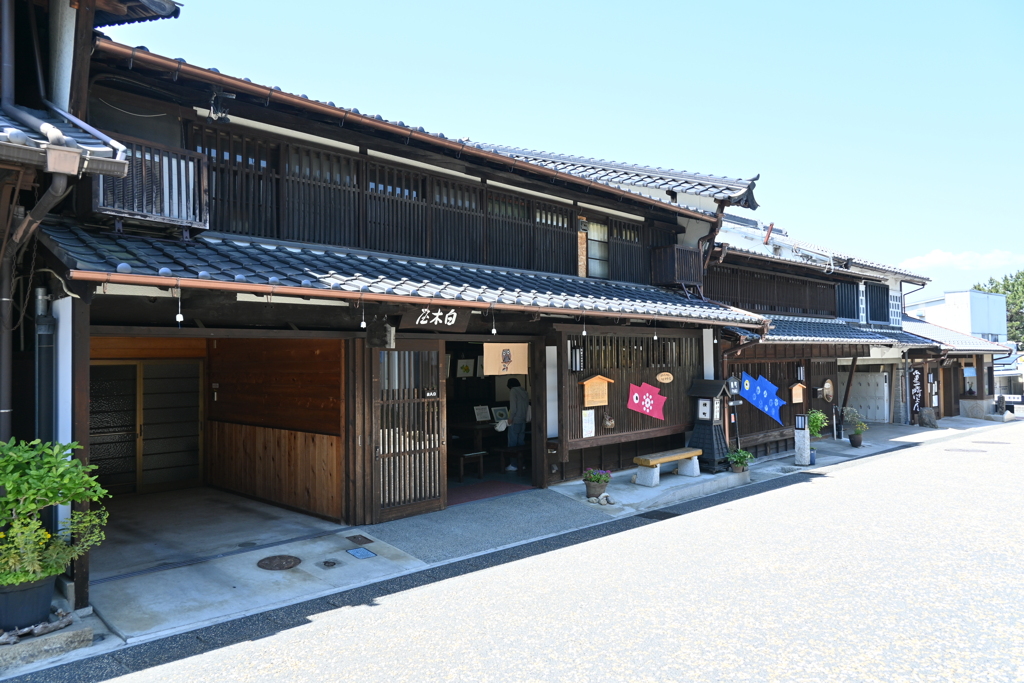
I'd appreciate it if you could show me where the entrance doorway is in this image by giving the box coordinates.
[89,360,202,495]
[443,340,536,507]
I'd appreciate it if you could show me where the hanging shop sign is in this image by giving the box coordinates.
[739,372,786,425]
[578,375,614,407]
[483,343,529,375]
[399,306,471,333]
[656,372,674,384]
[627,382,666,420]
[910,367,923,415]
[790,382,806,404]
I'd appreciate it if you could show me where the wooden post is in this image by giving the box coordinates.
[556,330,568,479]
[840,356,858,419]
[529,337,547,488]
[67,0,96,119]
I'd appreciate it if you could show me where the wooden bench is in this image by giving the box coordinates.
[450,450,486,483]
[631,448,702,487]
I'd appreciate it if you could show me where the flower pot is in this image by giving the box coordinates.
[731,464,747,473]
[584,481,608,498]
[849,433,863,448]
[0,575,56,632]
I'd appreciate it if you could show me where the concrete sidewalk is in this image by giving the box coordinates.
[3,412,1018,681]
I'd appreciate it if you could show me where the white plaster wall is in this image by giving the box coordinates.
[51,297,74,529]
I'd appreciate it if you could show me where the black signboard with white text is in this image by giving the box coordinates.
[910,367,924,415]
[399,306,471,333]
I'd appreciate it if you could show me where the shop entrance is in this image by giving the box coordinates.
[443,340,536,506]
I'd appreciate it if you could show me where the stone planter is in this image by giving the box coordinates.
[0,575,56,632]
[849,433,863,447]
[584,481,608,498]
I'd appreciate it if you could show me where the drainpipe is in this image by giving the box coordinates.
[34,287,54,442]
[0,0,73,440]
[29,7,126,160]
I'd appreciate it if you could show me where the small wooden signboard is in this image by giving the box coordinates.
[399,306,471,332]
[789,382,806,404]
[579,374,614,407]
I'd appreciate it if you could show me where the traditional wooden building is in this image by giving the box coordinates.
[5,2,780,608]
[707,214,938,453]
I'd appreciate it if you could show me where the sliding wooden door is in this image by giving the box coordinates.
[371,340,446,522]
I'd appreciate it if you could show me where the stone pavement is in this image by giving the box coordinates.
[4,414,1020,681]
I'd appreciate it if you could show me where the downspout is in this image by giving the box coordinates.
[28,8,126,161]
[0,0,73,440]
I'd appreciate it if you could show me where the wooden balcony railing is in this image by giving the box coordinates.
[651,245,704,288]
[94,134,208,230]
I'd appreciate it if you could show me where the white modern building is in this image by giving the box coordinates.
[906,290,1008,343]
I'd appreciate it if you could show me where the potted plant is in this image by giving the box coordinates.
[0,440,108,632]
[726,449,754,473]
[807,409,829,439]
[582,468,611,498]
[842,408,869,447]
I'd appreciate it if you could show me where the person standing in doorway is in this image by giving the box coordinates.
[506,378,529,453]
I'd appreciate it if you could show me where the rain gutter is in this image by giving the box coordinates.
[66,269,767,330]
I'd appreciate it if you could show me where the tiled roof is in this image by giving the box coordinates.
[39,224,765,325]
[901,316,1010,353]
[720,215,929,282]
[95,1,180,27]
[864,327,938,347]
[476,144,758,210]
[0,109,116,157]
[763,315,898,344]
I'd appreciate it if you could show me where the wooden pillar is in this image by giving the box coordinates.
[67,0,96,119]
[529,337,547,488]
[69,297,91,610]
[556,330,568,479]
[840,356,858,417]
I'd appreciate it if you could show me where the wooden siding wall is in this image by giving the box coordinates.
[186,123,648,281]
[556,331,701,479]
[206,422,342,519]
[725,342,857,456]
[91,336,207,359]
[706,265,837,317]
[206,338,343,435]
[205,338,344,520]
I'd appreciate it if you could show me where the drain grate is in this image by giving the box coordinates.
[638,510,680,521]
[346,534,374,545]
[944,448,986,453]
[257,555,302,570]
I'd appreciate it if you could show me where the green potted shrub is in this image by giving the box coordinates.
[582,468,611,498]
[842,408,869,447]
[0,440,108,632]
[726,449,755,473]
[807,409,829,439]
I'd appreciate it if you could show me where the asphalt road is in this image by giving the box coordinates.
[20,421,1024,682]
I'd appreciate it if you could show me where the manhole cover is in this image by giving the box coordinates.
[346,534,374,545]
[944,449,986,453]
[257,555,301,570]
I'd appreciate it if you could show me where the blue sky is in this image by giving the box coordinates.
[106,1,1022,301]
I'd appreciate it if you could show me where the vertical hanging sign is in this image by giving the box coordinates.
[910,367,923,415]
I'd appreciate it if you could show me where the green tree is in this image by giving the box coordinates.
[975,270,1024,345]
